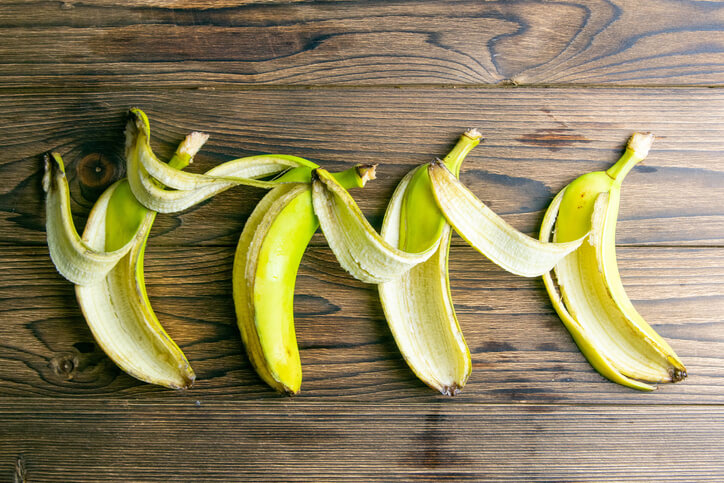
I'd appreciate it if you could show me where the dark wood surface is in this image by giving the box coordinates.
[1,1,723,481]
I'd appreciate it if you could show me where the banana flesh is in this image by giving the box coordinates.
[379,130,481,395]
[541,133,686,390]
[428,159,585,277]
[312,168,439,284]
[234,165,376,394]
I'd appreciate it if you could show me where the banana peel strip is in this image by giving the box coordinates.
[598,189,686,376]
[311,168,439,284]
[44,153,139,286]
[428,160,585,277]
[126,109,318,213]
[75,180,195,389]
[378,167,470,395]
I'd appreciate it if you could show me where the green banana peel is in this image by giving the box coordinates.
[541,133,686,390]
[234,164,377,394]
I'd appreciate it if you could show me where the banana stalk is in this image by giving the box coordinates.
[234,164,377,394]
[540,133,686,390]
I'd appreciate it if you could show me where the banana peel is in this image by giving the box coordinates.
[234,165,376,394]
[540,133,686,390]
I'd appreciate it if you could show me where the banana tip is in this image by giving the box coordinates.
[440,383,461,396]
[671,367,687,383]
[178,131,209,159]
[42,152,64,192]
[356,163,378,186]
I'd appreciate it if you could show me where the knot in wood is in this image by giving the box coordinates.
[49,352,78,380]
[77,152,118,191]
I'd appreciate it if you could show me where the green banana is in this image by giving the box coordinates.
[234,164,376,394]
[378,130,481,395]
[540,133,687,390]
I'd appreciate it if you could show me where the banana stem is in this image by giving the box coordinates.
[605,133,654,184]
[273,164,375,189]
[442,128,482,177]
[170,132,208,170]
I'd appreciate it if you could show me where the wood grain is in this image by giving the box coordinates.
[2,88,724,247]
[2,244,721,403]
[2,399,722,482]
[0,0,722,88]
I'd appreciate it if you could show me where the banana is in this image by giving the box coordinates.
[45,125,204,388]
[378,130,481,395]
[311,134,585,394]
[234,164,376,394]
[540,133,687,390]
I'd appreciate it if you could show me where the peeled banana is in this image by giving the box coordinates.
[540,133,686,390]
[45,107,690,395]
[234,164,376,394]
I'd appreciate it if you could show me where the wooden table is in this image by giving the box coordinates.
[2,1,723,481]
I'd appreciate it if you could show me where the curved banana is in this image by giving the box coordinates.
[126,108,317,213]
[540,133,687,390]
[428,159,585,277]
[378,130,481,395]
[234,164,376,394]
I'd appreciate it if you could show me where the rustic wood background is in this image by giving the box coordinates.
[2,1,724,481]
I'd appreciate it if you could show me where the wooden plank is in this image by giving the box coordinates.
[1,245,721,403]
[1,399,723,481]
[1,88,723,247]
[0,0,722,88]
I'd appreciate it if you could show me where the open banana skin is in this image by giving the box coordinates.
[45,130,203,388]
[312,132,585,395]
[540,133,686,390]
[46,108,686,394]
[45,108,377,390]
